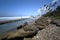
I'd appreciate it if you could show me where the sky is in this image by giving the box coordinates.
[0,0,60,17]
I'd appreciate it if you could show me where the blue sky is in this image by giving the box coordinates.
[0,0,60,17]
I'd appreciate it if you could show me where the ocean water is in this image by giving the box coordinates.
[0,18,33,34]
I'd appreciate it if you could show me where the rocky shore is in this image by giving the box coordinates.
[1,16,60,40]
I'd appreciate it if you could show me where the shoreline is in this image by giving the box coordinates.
[0,19,32,39]
[0,18,28,25]
[1,17,60,40]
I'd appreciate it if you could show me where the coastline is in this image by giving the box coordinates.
[0,18,34,39]
[1,17,60,40]
[0,18,28,25]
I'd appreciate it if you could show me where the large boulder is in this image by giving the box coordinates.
[23,25,38,31]
[1,28,37,40]
[32,24,60,40]
[17,25,23,29]
[50,19,60,27]
[56,20,60,27]
[50,19,57,24]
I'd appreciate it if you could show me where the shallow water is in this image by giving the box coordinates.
[0,18,33,34]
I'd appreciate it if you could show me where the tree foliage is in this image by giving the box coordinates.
[43,6,60,19]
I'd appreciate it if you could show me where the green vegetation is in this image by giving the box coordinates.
[43,6,60,19]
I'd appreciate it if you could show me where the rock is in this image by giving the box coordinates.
[24,38,35,40]
[23,22,28,26]
[17,22,28,30]
[56,23,60,26]
[50,19,57,24]
[50,18,60,27]
[2,37,24,40]
[23,25,37,31]
[1,28,37,40]
[32,24,60,40]
[17,25,23,29]
[23,24,44,33]
[35,17,51,27]
[56,20,60,27]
